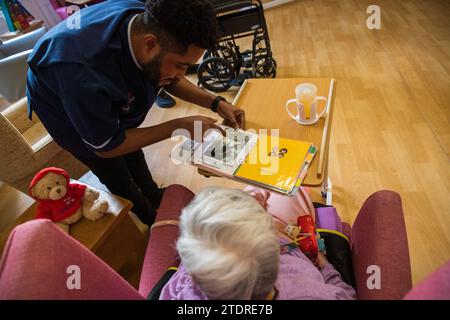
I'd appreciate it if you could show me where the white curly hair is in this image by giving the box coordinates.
[177,187,279,300]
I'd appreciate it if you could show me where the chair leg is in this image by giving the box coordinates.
[321,177,333,206]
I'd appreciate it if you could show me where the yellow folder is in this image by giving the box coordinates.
[234,135,316,194]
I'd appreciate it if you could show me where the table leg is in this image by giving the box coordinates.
[320,146,333,206]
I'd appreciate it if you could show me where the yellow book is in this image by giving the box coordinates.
[171,126,316,195]
[234,135,316,194]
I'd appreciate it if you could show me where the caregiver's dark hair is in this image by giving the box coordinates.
[133,0,219,53]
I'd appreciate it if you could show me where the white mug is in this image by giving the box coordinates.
[285,83,327,125]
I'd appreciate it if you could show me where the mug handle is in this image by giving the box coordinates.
[286,99,299,120]
[315,96,328,118]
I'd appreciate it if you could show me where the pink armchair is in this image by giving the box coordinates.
[0,185,445,300]
[404,260,450,300]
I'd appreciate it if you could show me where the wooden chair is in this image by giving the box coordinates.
[0,97,88,193]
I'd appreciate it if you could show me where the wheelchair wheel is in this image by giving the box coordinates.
[254,57,277,78]
[197,57,235,92]
[201,51,214,74]
[202,46,235,75]
[253,35,270,58]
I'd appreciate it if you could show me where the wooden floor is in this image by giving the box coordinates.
[0,0,448,287]
[141,0,450,285]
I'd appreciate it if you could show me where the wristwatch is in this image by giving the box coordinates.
[211,96,226,113]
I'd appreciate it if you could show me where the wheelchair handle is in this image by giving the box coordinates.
[213,0,259,14]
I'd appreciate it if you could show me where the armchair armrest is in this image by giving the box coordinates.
[1,96,52,153]
[0,50,32,102]
[0,27,46,56]
[0,220,143,299]
[1,97,40,133]
[138,184,195,297]
[404,260,450,300]
[351,190,412,300]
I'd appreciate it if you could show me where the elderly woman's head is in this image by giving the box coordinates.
[177,187,279,300]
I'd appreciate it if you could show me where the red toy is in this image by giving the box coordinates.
[280,214,323,261]
[296,215,319,261]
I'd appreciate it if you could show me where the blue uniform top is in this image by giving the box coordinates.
[27,0,156,158]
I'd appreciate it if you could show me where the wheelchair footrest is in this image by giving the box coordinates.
[230,70,253,86]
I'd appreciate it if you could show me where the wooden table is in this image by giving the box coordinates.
[0,181,148,279]
[201,78,336,201]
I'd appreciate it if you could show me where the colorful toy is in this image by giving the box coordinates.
[280,215,326,261]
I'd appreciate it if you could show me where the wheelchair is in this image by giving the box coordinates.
[197,0,277,92]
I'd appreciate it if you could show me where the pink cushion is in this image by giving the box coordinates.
[404,260,450,300]
[138,184,195,297]
[0,220,143,300]
[244,186,315,224]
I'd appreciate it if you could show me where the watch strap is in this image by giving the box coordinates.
[211,96,226,113]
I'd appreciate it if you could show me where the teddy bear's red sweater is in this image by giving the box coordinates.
[35,183,87,222]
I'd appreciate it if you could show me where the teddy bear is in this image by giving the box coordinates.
[29,167,109,234]
[284,224,302,241]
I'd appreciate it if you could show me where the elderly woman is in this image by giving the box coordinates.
[159,187,356,300]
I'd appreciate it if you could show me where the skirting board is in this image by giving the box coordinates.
[263,0,297,10]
